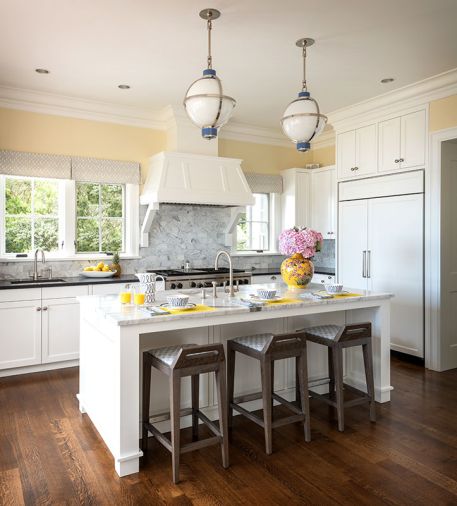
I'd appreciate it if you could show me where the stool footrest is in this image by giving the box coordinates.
[145,422,172,452]
[231,402,265,428]
[181,436,222,454]
[272,393,302,415]
[197,410,222,438]
[272,414,305,429]
[310,388,372,408]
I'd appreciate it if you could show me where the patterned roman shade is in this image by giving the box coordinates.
[71,157,140,184]
[0,150,71,179]
[244,172,283,193]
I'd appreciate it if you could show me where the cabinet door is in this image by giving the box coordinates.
[311,168,336,238]
[338,200,368,290]
[355,124,377,177]
[337,130,356,179]
[378,116,401,173]
[312,273,335,285]
[42,298,80,363]
[91,282,139,295]
[0,301,41,370]
[401,110,426,169]
[252,274,280,284]
[368,194,424,357]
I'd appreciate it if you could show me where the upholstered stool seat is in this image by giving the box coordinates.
[227,332,311,455]
[303,322,376,432]
[142,343,229,484]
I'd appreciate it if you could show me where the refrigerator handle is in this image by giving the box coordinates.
[367,250,371,278]
[362,251,367,278]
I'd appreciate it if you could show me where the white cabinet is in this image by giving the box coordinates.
[252,274,280,284]
[338,174,424,357]
[0,300,42,370]
[378,110,426,173]
[42,298,80,363]
[337,124,377,179]
[312,273,335,285]
[91,282,138,295]
[310,167,336,238]
[281,169,310,229]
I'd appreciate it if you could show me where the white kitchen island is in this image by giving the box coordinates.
[77,283,392,477]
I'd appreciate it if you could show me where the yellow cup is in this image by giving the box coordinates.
[119,291,131,304]
[134,293,145,305]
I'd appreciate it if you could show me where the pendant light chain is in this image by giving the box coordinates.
[302,42,307,92]
[207,19,213,69]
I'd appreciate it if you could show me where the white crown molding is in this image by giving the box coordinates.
[219,121,291,148]
[0,85,166,130]
[328,67,457,132]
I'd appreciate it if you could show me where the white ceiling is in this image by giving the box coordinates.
[1,0,457,129]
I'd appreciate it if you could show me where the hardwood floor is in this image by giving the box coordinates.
[0,356,456,505]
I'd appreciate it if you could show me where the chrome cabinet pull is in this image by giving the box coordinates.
[399,158,404,163]
[362,251,367,278]
[367,251,371,278]
[36,307,41,312]
[394,159,399,163]
[271,275,277,280]
[354,166,359,171]
[42,306,48,311]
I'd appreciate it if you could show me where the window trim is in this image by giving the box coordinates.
[0,175,140,262]
[233,192,281,255]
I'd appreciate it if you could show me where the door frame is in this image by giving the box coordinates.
[426,126,457,371]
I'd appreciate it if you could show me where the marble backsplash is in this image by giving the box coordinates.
[0,204,335,279]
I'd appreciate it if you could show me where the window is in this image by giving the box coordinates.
[76,182,124,253]
[3,176,60,254]
[236,193,270,251]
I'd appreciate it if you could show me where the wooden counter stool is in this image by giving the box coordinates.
[227,332,311,455]
[303,323,376,431]
[142,343,229,484]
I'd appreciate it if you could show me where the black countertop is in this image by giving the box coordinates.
[250,266,335,276]
[0,274,139,290]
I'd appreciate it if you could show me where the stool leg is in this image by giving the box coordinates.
[227,342,236,429]
[142,354,152,454]
[328,347,335,399]
[170,372,181,484]
[295,356,301,409]
[191,374,199,441]
[260,358,273,455]
[215,362,230,469]
[332,345,345,432]
[297,344,311,442]
[362,340,376,422]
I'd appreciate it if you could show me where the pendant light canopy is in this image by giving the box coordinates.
[281,38,327,152]
[183,8,236,140]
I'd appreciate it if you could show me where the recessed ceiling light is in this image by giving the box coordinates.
[118,84,130,89]
[35,68,50,74]
[381,78,394,84]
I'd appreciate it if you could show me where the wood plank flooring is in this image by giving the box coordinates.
[0,356,456,505]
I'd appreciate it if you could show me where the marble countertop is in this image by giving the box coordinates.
[78,282,393,327]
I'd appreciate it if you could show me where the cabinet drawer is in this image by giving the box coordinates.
[0,288,41,303]
[42,285,89,299]
[312,273,335,285]
[91,282,139,295]
[252,274,280,284]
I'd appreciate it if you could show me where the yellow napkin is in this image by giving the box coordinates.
[265,297,303,305]
[315,291,362,299]
[166,304,216,315]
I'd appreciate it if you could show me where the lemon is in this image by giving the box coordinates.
[102,266,110,272]
[83,266,92,272]
[97,262,105,269]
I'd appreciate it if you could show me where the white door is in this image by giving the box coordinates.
[440,140,457,370]
[400,110,426,170]
[355,124,377,177]
[0,301,42,369]
[378,116,401,173]
[368,194,424,357]
[310,168,336,238]
[338,199,368,290]
[42,298,80,363]
[337,130,356,179]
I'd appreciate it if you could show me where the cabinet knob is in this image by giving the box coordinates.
[42,306,48,311]
[271,275,277,280]
[354,166,359,170]
[321,280,325,283]
[399,158,404,163]
[36,307,41,312]
[394,159,400,163]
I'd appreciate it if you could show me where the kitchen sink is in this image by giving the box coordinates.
[10,278,67,284]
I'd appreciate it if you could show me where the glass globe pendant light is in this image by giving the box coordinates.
[183,8,236,140]
[281,38,327,152]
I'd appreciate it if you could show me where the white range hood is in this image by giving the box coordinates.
[139,107,254,246]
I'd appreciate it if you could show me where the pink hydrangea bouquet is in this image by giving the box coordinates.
[278,226,323,259]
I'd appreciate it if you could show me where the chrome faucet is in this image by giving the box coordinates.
[33,248,46,281]
[214,250,235,297]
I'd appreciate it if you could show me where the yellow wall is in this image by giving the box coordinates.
[0,107,166,181]
[430,94,457,132]
[310,144,336,166]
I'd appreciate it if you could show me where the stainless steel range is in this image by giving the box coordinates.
[146,268,252,290]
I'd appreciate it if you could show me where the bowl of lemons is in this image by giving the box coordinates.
[81,262,116,278]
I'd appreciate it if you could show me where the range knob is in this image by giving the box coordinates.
[197,283,204,288]
[204,281,212,288]
[243,279,249,284]
[219,282,224,287]
[170,283,176,289]
[177,283,183,289]
[190,282,197,288]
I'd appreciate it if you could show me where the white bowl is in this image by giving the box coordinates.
[166,293,190,307]
[256,288,277,300]
[80,270,115,278]
[324,283,343,294]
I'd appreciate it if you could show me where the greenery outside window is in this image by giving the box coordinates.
[3,176,60,254]
[236,193,270,252]
[76,182,124,253]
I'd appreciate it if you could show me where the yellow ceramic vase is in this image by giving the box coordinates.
[280,253,314,290]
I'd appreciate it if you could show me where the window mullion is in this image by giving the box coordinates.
[31,179,35,252]
[98,184,102,252]
[0,176,5,256]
